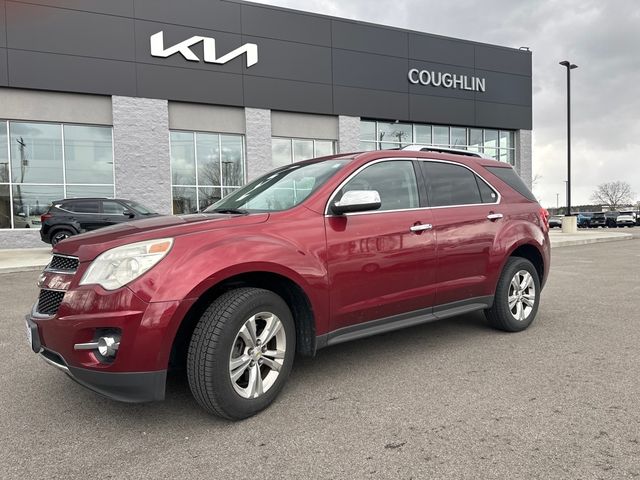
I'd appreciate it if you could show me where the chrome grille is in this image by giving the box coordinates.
[37,290,65,316]
[48,255,79,272]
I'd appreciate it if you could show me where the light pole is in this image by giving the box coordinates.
[559,60,577,216]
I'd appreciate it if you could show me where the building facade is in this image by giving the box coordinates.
[0,0,532,248]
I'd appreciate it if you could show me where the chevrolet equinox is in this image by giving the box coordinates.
[26,150,550,419]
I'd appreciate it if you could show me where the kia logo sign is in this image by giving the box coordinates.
[150,31,258,68]
[408,68,486,92]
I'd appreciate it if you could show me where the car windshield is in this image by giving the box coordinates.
[123,200,156,215]
[204,159,350,213]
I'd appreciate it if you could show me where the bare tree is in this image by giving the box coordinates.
[590,181,634,209]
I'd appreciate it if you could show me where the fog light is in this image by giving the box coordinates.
[97,335,120,358]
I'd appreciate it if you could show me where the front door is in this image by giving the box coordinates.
[325,159,437,330]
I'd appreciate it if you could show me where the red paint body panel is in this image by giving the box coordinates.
[29,150,550,385]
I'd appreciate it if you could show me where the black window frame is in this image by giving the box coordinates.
[61,199,101,214]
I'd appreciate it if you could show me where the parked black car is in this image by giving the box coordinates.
[40,198,159,245]
[604,211,619,228]
[589,212,607,228]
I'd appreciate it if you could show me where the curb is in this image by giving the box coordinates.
[0,264,49,274]
[551,234,633,248]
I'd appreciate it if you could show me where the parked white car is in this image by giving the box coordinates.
[616,212,636,227]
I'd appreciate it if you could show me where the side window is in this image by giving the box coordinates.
[476,176,499,203]
[65,200,100,213]
[338,160,419,211]
[102,201,126,215]
[422,162,482,207]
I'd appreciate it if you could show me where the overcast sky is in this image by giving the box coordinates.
[253,0,640,208]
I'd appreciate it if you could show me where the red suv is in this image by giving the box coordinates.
[26,150,550,419]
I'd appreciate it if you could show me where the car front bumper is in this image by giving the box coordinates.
[27,315,167,402]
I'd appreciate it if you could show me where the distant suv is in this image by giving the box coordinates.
[616,211,636,227]
[589,212,607,228]
[40,198,159,245]
[26,150,550,420]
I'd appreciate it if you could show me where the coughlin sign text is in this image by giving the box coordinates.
[408,69,486,92]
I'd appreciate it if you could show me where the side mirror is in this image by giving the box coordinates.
[123,209,135,218]
[331,190,381,215]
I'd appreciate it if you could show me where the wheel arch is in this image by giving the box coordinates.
[505,242,545,286]
[169,270,318,371]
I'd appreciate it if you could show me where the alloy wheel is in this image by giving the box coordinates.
[228,312,286,399]
[508,270,536,321]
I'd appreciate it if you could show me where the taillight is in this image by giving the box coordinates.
[539,207,549,230]
[40,213,52,223]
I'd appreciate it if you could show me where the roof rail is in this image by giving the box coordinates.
[400,145,489,158]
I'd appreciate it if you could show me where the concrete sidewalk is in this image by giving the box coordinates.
[0,230,634,274]
[0,248,52,274]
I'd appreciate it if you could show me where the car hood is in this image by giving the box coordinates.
[53,213,270,261]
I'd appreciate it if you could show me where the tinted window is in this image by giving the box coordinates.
[338,160,419,211]
[65,200,100,213]
[102,201,126,215]
[487,166,537,202]
[476,176,499,203]
[422,162,482,207]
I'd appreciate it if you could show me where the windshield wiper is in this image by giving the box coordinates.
[207,208,249,215]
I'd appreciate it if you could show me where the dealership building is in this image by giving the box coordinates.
[0,0,532,248]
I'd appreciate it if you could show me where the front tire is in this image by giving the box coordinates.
[486,257,541,332]
[187,288,295,420]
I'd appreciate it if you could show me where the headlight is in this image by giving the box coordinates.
[80,238,173,290]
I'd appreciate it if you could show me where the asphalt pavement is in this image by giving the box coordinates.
[1,239,640,479]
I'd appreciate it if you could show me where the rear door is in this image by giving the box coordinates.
[420,160,502,307]
[325,159,437,330]
[63,199,102,232]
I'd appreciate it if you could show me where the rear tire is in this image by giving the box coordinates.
[486,257,541,332]
[187,288,295,420]
[50,228,74,246]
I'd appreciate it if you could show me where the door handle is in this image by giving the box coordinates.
[410,223,433,232]
[487,213,503,221]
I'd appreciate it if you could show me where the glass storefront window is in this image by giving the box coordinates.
[12,184,64,229]
[271,137,336,166]
[272,138,292,168]
[377,122,412,145]
[10,122,63,184]
[170,130,246,214]
[172,186,197,214]
[64,125,113,185]
[195,133,220,187]
[0,120,114,229]
[468,128,483,148]
[414,124,432,144]
[66,185,114,198]
[450,127,467,148]
[484,129,499,149]
[314,140,335,157]
[293,139,314,162]
[0,124,8,183]
[360,120,517,168]
[221,135,244,186]
[433,126,449,145]
[0,185,10,229]
[360,121,376,142]
[170,131,196,186]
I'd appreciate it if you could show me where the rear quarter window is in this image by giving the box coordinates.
[486,166,537,202]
